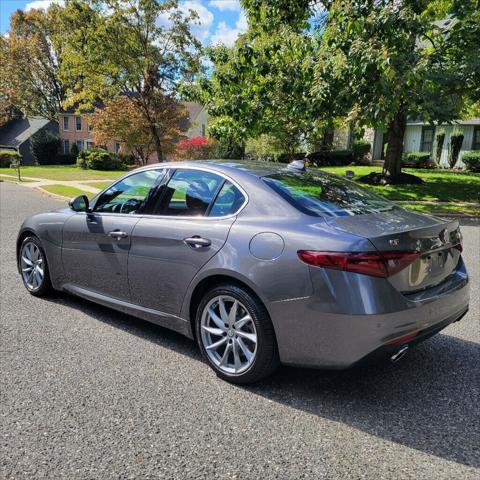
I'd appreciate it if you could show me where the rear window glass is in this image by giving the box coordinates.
[263,172,394,217]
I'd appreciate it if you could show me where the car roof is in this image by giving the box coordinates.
[137,160,292,178]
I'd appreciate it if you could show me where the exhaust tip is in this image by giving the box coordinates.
[391,345,409,363]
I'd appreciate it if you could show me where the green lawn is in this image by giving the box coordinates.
[321,166,480,204]
[0,166,123,181]
[402,203,480,216]
[82,181,112,190]
[40,184,97,199]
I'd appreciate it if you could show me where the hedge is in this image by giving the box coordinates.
[403,152,436,169]
[461,151,480,172]
[0,149,21,167]
[352,140,371,165]
[77,148,129,170]
[307,149,353,166]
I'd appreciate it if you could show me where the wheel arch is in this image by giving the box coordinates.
[185,271,271,341]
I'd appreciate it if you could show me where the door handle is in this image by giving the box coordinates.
[108,230,128,239]
[184,236,211,248]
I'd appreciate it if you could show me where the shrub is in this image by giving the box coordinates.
[352,139,371,165]
[0,149,21,167]
[77,148,127,170]
[54,153,77,165]
[448,130,464,168]
[211,137,244,159]
[403,152,436,169]
[245,134,283,162]
[461,151,480,172]
[30,129,61,165]
[175,136,215,160]
[70,143,79,159]
[435,130,445,164]
[307,149,353,166]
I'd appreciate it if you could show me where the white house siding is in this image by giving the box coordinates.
[186,108,209,138]
[403,125,423,153]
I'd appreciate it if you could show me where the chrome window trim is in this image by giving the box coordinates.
[89,165,249,221]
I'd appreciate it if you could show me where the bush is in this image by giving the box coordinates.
[175,136,215,160]
[30,129,61,165]
[352,139,371,165]
[435,130,445,164]
[245,134,283,162]
[70,143,79,158]
[54,153,77,165]
[0,149,21,167]
[448,130,464,168]
[403,152,436,169]
[307,149,353,166]
[462,151,480,172]
[211,137,244,159]
[77,148,128,170]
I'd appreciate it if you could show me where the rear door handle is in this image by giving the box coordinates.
[108,230,128,239]
[184,236,211,248]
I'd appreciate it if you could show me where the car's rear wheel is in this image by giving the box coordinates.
[19,236,52,297]
[196,284,279,384]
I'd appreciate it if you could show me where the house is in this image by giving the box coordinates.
[58,101,209,162]
[370,118,480,166]
[0,117,59,165]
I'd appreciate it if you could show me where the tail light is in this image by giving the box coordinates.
[297,250,420,278]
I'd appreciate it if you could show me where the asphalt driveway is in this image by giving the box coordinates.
[1,182,479,479]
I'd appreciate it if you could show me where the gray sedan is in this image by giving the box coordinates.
[17,161,469,383]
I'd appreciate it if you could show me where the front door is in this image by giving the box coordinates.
[128,168,247,315]
[61,168,165,300]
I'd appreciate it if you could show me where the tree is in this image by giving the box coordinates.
[315,0,480,181]
[1,5,66,120]
[30,129,61,165]
[195,1,324,157]
[60,0,201,161]
[91,96,186,165]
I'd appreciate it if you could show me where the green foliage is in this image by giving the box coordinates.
[211,137,245,160]
[307,150,353,167]
[30,129,61,165]
[70,143,79,158]
[352,140,371,165]
[245,135,283,162]
[54,153,77,165]
[448,131,464,168]
[403,152,436,169]
[435,130,445,164]
[461,151,480,172]
[77,148,127,171]
[0,149,21,167]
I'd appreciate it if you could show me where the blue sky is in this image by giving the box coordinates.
[0,0,247,45]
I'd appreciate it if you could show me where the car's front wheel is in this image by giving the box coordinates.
[196,284,279,384]
[18,236,52,297]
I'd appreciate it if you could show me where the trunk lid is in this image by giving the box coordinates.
[326,207,462,292]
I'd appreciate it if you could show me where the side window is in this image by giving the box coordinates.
[156,169,223,217]
[209,181,245,217]
[421,126,434,152]
[94,169,164,214]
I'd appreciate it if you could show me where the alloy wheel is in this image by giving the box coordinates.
[200,295,257,375]
[20,241,45,291]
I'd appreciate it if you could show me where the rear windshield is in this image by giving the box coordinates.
[263,171,394,217]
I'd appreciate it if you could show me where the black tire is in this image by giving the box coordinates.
[195,284,279,384]
[18,235,53,297]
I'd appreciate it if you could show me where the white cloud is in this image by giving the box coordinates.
[210,11,247,46]
[25,0,64,11]
[158,1,214,42]
[208,0,241,11]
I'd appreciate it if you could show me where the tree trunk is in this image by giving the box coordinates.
[149,123,163,162]
[382,110,407,177]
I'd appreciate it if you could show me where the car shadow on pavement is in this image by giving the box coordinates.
[48,293,479,468]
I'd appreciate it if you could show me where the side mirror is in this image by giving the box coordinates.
[69,195,90,212]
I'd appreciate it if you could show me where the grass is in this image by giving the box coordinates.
[402,203,480,216]
[82,181,112,190]
[321,166,480,204]
[39,184,97,199]
[0,166,123,181]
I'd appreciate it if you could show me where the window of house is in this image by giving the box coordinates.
[154,169,223,217]
[75,116,82,131]
[114,142,121,154]
[420,126,434,152]
[201,123,206,137]
[63,140,70,154]
[86,141,94,149]
[63,116,69,131]
[473,126,480,150]
[76,140,83,151]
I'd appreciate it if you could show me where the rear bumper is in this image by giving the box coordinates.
[268,260,469,368]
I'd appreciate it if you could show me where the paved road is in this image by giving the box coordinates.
[1,182,479,479]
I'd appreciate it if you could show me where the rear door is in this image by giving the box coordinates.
[128,168,246,315]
